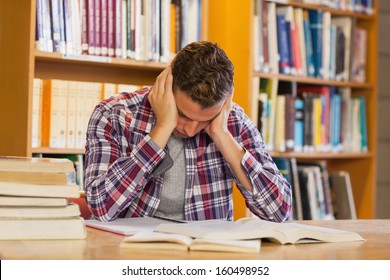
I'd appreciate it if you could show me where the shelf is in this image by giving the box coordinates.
[32,147,85,155]
[35,51,169,70]
[34,51,165,85]
[277,1,375,20]
[252,72,374,89]
[270,151,373,160]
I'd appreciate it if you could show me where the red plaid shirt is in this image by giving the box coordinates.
[84,87,292,222]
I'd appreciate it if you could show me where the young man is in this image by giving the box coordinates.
[84,41,291,222]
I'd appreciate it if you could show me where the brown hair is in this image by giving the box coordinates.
[171,41,234,108]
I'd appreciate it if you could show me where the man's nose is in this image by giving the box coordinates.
[184,121,199,137]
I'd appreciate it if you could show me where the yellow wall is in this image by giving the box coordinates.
[207,0,252,219]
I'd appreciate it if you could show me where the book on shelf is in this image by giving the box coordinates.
[331,16,353,81]
[298,160,335,220]
[154,217,364,245]
[273,157,303,221]
[329,171,357,219]
[0,217,86,240]
[121,231,261,253]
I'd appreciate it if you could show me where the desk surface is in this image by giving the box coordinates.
[0,219,389,260]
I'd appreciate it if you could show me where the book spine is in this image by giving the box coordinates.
[50,0,61,53]
[302,10,315,77]
[101,0,108,56]
[276,14,290,75]
[63,0,74,54]
[107,0,115,56]
[87,0,95,55]
[80,0,89,54]
[95,0,102,56]
[114,0,122,57]
[284,94,295,152]
[308,10,323,78]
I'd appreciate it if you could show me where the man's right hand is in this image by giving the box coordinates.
[148,67,178,149]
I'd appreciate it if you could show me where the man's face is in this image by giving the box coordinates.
[173,90,225,138]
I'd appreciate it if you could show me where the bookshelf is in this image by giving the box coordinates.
[0,0,209,157]
[208,0,378,219]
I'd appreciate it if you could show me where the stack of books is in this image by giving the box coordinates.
[0,156,87,240]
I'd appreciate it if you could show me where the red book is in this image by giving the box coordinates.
[95,0,102,55]
[107,0,115,56]
[100,0,108,56]
[87,0,95,55]
[114,0,122,57]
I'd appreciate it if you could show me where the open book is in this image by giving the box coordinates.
[85,217,178,235]
[154,218,365,244]
[121,232,261,253]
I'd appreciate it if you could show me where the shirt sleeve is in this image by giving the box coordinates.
[84,104,165,221]
[232,112,292,222]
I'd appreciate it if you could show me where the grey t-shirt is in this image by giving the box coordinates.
[154,134,186,220]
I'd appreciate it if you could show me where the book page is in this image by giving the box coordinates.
[121,232,193,251]
[156,218,364,244]
[85,217,177,235]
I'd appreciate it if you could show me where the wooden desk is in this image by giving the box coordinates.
[0,219,389,260]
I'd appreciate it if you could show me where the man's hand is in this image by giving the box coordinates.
[148,67,178,149]
[204,94,233,140]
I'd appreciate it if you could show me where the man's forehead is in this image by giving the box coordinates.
[175,96,225,122]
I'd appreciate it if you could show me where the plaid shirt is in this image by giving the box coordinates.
[85,87,292,222]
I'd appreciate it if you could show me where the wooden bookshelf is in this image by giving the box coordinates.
[208,0,378,219]
[0,0,209,157]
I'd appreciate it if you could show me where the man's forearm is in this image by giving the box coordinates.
[211,132,254,192]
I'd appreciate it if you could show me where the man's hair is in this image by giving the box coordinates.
[171,41,234,109]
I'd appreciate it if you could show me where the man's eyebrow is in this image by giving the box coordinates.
[177,107,223,122]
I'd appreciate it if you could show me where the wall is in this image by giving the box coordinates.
[377,0,390,218]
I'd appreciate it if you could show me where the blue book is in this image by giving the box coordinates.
[331,92,342,151]
[285,21,295,75]
[359,96,368,152]
[276,14,291,75]
[49,0,61,53]
[294,98,304,153]
[308,10,323,78]
[302,10,315,77]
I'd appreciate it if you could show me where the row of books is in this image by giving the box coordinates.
[36,0,203,62]
[298,0,374,14]
[32,78,141,149]
[274,158,357,221]
[254,0,368,82]
[254,79,368,153]
[0,156,86,240]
